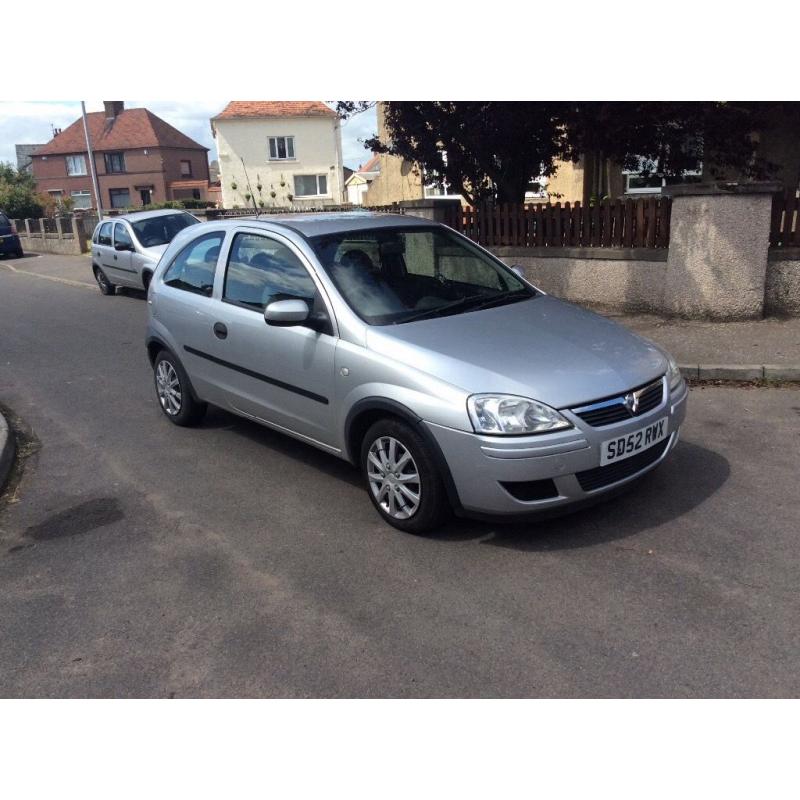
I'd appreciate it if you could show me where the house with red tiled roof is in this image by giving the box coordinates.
[31,101,210,210]
[210,101,345,208]
[344,154,380,205]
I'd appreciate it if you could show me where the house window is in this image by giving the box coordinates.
[268,136,295,160]
[293,174,328,197]
[109,188,131,209]
[180,159,193,177]
[66,155,87,176]
[71,190,92,209]
[623,157,702,195]
[105,152,126,174]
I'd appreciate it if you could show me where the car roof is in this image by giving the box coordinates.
[212,211,436,238]
[112,209,196,224]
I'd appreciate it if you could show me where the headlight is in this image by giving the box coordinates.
[467,394,572,435]
[666,353,683,390]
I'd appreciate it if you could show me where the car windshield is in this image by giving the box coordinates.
[309,226,534,325]
[131,213,199,248]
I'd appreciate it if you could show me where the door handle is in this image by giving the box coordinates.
[213,322,228,340]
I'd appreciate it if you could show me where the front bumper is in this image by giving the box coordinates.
[425,378,688,518]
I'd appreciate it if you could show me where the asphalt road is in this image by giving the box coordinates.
[1,253,799,698]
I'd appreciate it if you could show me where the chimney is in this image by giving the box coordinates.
[103,101,124,120]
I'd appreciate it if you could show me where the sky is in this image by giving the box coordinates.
[0,101,378,171]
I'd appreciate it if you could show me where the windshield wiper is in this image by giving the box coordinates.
[467,288,533,311]
[396,293,490,324]
[397,289,533,324]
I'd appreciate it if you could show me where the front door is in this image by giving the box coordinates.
[208,228,337,449]
[139,188,152,206]
[108,222,136,285]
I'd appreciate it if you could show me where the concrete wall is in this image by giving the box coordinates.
[491,247,668,313]
[663,183,777,319]
[766,251,800,316]
[213,115,344,208]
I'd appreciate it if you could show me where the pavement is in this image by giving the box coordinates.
[606,312,800,381]
[1,252,799,698]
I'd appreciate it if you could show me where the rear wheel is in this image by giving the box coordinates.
[93,265,115,295]
[142,271,152,291]
[14,246,23,258]
[153,350,206,427]
[361,418,451,533]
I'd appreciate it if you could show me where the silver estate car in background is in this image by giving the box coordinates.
[146,213,687,533]
[91,209,199,294]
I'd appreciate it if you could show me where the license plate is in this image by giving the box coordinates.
[600,417,668,466]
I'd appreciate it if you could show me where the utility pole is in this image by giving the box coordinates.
[81,101,104,219]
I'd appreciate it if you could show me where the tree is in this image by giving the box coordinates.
[0,162,43,218]
[336,101,775,205]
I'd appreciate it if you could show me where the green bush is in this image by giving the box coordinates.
[0,162,43,218]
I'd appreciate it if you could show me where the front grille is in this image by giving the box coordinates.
[572,378,664,427]
[500,478,559,502]
[576,438,669,492]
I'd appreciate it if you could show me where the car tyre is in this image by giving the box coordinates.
[361,418,451,533]
[14,246,23,258]
[142,271,152,291]
[153,350,207,427]
[93,265,115,295]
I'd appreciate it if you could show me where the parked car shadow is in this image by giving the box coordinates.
[435,440,730,551]
[200,406,363,489]
[197,406,729,550]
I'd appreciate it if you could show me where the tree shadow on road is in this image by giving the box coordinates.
[432,440,730,551]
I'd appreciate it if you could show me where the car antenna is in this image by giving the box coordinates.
[240,157,260,217]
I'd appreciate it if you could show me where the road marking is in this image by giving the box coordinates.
[0,261,95,290]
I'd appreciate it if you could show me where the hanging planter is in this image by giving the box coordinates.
[270,191,277,199]
[231,181,238,191]
[287,193,294,202]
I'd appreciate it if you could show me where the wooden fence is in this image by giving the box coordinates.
[770,191,799,247]
[445,197,671,249]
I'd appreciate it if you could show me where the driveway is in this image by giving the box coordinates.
[1,254,798,697]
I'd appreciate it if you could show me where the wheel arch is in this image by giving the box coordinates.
[344,397,463,513]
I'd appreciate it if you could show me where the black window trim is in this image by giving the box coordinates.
[112,221,133,248]
[161,229,226,298]
[221,227,336,336]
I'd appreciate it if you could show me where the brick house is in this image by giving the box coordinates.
[31,101,210,210]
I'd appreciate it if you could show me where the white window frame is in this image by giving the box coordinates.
[293,174,329,198]
[623,157,702,195]
[268,136,295,161]
[66,154,87,176]
[70,190,92,209]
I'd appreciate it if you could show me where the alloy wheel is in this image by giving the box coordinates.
[367,436,421,520]
[156,360,182,416]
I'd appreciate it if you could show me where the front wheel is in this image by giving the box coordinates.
[153,350,207,427]
[361,418,451,533]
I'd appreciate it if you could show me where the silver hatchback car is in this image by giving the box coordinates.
[91,209,199,294]
[146,213,687,532]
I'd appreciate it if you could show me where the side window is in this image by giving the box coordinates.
[223,233,316,311]
[163,232,224,297]
[97,222,113,246]
[113,223,133,249]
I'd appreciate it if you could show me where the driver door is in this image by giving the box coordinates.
[106,221,136,286]
[209,228,337,449]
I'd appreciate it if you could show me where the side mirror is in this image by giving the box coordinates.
[114,241,132,252]
[264,298,310,326]
[510,265,525,278]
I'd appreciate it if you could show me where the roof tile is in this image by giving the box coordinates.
[213,101,336,120]
[34,107,207,156]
